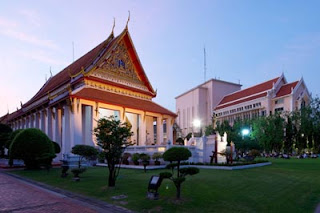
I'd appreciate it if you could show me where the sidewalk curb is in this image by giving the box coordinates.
[2,171,133,213]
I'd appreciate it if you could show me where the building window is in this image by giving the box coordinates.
[261,110,266,117]
[275,99,284,105]
[275,107,284,113]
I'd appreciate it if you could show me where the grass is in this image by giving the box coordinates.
[10,158,320,213]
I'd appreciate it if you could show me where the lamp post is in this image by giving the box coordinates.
[193,119,201,136]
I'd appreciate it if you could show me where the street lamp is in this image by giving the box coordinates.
[241,128,250,139]
[193,119,201,137]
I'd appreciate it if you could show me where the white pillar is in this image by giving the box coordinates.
[35,112,40,129]
[139,113,147,146]
[70,98,82,148]
[157,117,163,145]
[53,107,62,146]
[62,105,71,155]
[92,103,99,146]
[166,117,173,144]
[46,108,53,140]
[40,110,46,132]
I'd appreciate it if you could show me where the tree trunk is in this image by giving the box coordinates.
[108,167,116,187]
[176,183,181,199]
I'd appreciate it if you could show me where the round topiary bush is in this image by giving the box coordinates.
[9,128,55,169]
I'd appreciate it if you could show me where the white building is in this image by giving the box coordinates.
[175,79,241,136]
[214,73,311,125]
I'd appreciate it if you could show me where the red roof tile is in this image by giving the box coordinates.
[71,88,177,117]
[215,92,267,110]
[218,77,280,106]
[23,35,114,108]
[275,81,298,98]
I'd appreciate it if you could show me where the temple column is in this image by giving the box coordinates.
[157,116,163,145]
[70,98,82,148]
[30,114,34,128]
[62,105,71,155]
[35,112,40,129]
[92,102,99,145]
[53,107,62,150]
[166,117,173,144]
[46,108,53,139]
[40,110,46,132]
[139,113,147,146]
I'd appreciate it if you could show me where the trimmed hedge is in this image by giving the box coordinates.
[9,128,55,169]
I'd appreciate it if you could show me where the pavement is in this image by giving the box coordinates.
[0,171,132,213]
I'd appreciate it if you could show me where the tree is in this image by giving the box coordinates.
[9,128,55,169]
[93,116,133,187]
[0,124,12,157]
[71,144,98,168]
[160,147,199,199]
[251,114,284,153]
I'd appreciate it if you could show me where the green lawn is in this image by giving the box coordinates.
[10,158,320,213]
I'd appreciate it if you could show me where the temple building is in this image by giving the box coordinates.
[214,73,311,125]
[2,25,176,158]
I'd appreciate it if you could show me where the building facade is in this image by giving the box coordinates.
[2,26,176,159]
[214,74,311,125]
[175,79,241,136]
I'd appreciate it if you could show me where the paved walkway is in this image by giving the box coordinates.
[0,172,130,213]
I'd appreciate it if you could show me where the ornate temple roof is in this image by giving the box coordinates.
[6,26,174,120]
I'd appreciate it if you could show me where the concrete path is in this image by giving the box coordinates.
[0,172,130,213]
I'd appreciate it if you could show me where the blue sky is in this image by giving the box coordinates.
[0,0,320,116]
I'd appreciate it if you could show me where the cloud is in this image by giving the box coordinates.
[17,49,68,66]
[0,28,59,49]
[0,16,59,50]
[0,17,17,28]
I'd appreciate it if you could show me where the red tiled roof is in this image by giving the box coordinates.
[71,88,177,117]
[275,81,298,98]
[215,92,267,110]
[23,34,115,108]
[218,77,280,106]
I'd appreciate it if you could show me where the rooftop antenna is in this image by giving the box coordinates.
[204,46,207,82]
[45,74,47,82]
[72,41,75,62]
[49,67,52,77]
[126,10,130,29]
[7,103,9,114]
[111,17,115,34]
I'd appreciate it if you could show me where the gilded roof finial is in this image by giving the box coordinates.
[111,17,115,34]
[126,10,130,29]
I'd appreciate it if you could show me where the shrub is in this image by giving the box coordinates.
[51,141,61,153]
[161,147,199,199]
[122,152,131,165]
[71,145,98,168]
[139,153,150,162]
[5,129,23,150]
[9,128,55,169]
[175,137,184,145]
[152,152,163,165]
[249,149,261,158]
[132,153,140,165]
[0,124,12,157]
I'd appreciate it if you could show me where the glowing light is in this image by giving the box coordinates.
[241,129,250,136]
[193,119,201,128]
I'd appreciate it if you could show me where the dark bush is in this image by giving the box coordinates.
[122,152,131,165]
[51,141,61,153]
[5,129,23,150]
[0,124,12,157]
[132,153,140,165]
[175,137,184,145]
[71,145,98,168]
[9,128,55,169]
